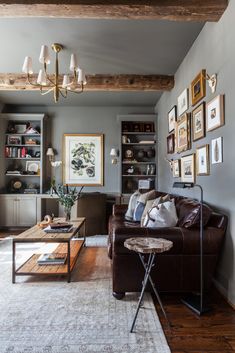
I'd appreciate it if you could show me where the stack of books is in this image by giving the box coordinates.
[37,253,67,265]
[44,222,73,233]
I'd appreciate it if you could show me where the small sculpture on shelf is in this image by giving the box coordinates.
[125,166,134,175]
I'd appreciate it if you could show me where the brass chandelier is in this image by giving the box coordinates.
[22,43,87,103]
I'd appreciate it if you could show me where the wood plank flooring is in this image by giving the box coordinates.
[1,229,234,351]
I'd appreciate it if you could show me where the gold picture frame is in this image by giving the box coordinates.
[63,133,104,186]
[192,102,205,141]
[196,144,210,176]
[175,113,191,153]
[181,154,195,183]
[191,69,206,106]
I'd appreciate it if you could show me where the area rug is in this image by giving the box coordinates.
[0,238,171,353]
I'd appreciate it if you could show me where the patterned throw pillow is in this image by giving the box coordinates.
[143,199,178,228]
[140,197,162,226]
[133,190,158,222]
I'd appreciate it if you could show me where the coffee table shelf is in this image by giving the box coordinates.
[12,217,86,283]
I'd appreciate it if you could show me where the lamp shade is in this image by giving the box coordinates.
[62,75,70,88]
[37,69,47,85]
[70,53,78,72]
[110,148,118,157]
[46,147,54,157]
[39,45,50,65]
[77,68,87,85]
[22,56,33,74]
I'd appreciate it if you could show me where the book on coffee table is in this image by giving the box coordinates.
[44,224,73,233]
[37,253,67,265]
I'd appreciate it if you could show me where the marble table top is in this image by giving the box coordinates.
[124,237,173,254]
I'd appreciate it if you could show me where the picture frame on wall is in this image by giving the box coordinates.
[192,102,205,141]
[177,88,189,117]
[168,106,177,133]
[191,69,206,106]
[206,95,225,132]
[196,144,210,176]
[211,137,223,164]
[63,133,104,186]
[173,159,181,178]
[175,113,191,153]
[167,133,175,154]
[181,154,195,183]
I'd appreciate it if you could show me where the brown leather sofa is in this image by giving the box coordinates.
[108,191,227,299]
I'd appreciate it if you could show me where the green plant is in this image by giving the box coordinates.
[53,184,84,209]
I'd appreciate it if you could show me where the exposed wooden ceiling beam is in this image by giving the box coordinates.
[0,73,174,91]
[0,0,228,22]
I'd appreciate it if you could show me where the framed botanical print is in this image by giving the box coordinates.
[168,106,177,132]
[206,95,225,132]
[181,154,195,183]
[175,113,191,153]
[167,133,175,154]
[177,88,189,117]
[192,102,205,141]
[63,133,104,186]
[196,144,210,176]
[173,159,181,178]
[191,70,206,106]
[211,137,223,164]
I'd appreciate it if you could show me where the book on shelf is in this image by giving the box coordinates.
[37,253,67,265]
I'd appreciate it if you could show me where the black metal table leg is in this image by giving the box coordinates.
[130,253,155,333]
[139,254,170,328]
[12,240,16,284]
[67,241,71,283]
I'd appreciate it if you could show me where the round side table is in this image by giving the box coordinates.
[124,237,173,333]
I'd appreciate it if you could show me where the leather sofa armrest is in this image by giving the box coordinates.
[207,212,228,231]
[112,204,128,216]
[113,226,183,255]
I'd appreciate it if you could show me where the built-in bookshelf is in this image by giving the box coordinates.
[121,119,156,194]
[0,114,47,194]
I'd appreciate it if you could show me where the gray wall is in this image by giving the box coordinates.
[4,105,154,193]
[155,1,235,305]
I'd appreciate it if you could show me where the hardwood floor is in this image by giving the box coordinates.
[1,230,234,351]
[155,290,235,352]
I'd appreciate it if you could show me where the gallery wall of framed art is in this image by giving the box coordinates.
[165,68,225,184]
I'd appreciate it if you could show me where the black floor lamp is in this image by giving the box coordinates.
[173,182,210,315]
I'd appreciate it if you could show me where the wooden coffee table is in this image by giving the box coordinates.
[12,217,86,283]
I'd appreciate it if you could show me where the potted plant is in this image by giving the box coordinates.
[53,184,84,221]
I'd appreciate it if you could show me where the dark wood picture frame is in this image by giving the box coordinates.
[167,133,175,154]
[168,106,177,133]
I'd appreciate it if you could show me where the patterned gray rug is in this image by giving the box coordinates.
[0,238,170,353]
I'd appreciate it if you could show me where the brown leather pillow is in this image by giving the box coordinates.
[177,198,212,228]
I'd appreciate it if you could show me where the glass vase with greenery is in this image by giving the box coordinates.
[53,184,84,221]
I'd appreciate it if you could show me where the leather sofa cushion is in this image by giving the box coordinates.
[176,198,212,228]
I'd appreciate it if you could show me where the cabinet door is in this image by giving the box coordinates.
[17,197,37,226]
[0,197,17,226]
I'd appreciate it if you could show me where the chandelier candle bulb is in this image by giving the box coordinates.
[37,69,47,85]
[70,53,78,72]
[78,69,87,85]
[39,45,50,65]
[22,56,33,74]
[62,75,70,88]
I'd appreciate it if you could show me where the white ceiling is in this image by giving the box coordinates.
[0,18,204,106]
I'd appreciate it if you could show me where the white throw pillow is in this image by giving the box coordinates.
[143,199,178,228]
[140,196,161,226]
[125,190,141,221]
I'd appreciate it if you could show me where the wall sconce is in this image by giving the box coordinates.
[206,73,217,94]
[46,147,54,162]
[110,148,119,164]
